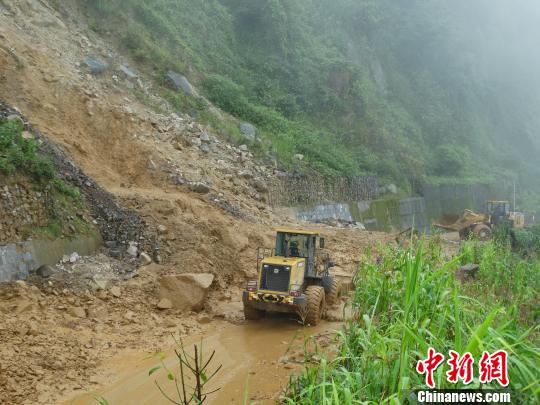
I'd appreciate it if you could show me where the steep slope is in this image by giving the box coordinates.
[67,0,540,195]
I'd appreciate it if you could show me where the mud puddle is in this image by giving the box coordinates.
[63,317,341,404]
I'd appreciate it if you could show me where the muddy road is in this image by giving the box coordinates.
[63,317,341,404]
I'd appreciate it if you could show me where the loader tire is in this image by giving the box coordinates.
[459,227,471,240]
[473,224,492,241]
[243,304,264,320]
[305,286,325,326]
[325,278,342,306]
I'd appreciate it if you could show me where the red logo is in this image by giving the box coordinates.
[416,349,509,388]
[479,350,509,386]
[446,350,474,385]
[416,347,445,388]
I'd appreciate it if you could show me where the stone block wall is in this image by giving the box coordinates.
[0,179,51,243]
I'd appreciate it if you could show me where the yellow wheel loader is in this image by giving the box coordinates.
[433,200,525,241]
[242,228,341,325]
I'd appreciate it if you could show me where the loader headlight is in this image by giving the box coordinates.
[289,284,301,297]
[246,280,258,292]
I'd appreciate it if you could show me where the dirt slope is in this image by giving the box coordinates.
[0,1,394,403]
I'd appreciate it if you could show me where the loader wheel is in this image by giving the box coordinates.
[305,286,325,326]
[473,224,492,241]
[459,227,471,240]
[243,304,264,320]
[325,278,342,306]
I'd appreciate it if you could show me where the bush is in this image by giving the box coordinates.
[0,120,55,180]
[0,120,82,200]
[432,144,471,177]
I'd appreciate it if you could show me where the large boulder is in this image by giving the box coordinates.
[166,71,194,95]
[240,122,256,138]
[83,57,107,75]
[159,273,214,311]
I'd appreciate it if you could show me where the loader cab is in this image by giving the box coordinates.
[486,201,510,225]
[274,229,324,278]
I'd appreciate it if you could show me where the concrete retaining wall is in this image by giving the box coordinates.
[294,196,428,232]
[0,232,102,282]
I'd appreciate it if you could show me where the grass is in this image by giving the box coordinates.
[285,239,540,404]
[0,120,55,180]
[1,118,91,239]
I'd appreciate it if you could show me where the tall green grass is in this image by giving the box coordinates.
[285,240,540,404]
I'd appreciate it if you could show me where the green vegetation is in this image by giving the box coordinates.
[74,0,540,196]
[285,239,539,403]
[1,119,90,239]
[0,120,55,180]
[0,119,80,197]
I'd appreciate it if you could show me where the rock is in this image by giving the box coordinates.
[139,252,152,266]
[157,298,173,310]
[251,179,268,193]
[92,275,109,290]
[83,57,107,75]
[124,310,137,322]
[457,263,479,281]
[191,137,202,147]
[197,314,212,324]
[36,265,52,278]
[355,222,366,231]
[7,114,23,124]
[147,159,158,170]
[96,290,108,300]
[126,242,138,257]
[27,322,39,336]
[188,182,210,194]
[199,132,211,142]
[294,154,304,161]
[387,183,398,194]
[157,225,168,234]
[21,131,33,140]
[240,122,256,138]
[239,144,249,152]
[110,286,121,298]
[166,71,194,95]
[119,64,137,79]
[159,273,214,311]
[69,252,79,263]
[239,170,253,179]
[199,143,210,154]
[68,307,86,318]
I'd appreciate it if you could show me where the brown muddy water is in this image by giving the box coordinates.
[63,318,341,405]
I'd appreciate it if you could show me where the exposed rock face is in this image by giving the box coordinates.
[159,273,214,311]
[0,180,51,243]
[166,71,194,95]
